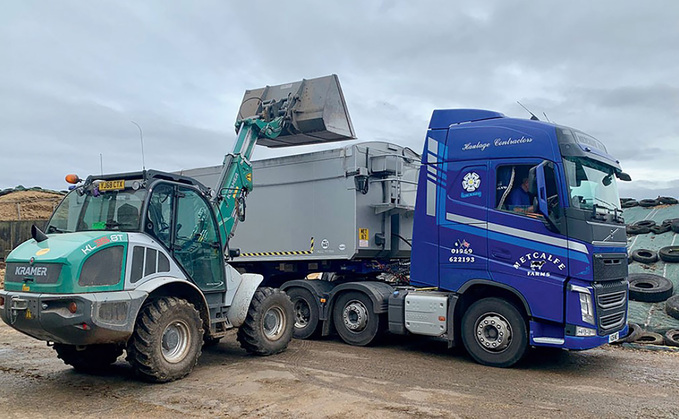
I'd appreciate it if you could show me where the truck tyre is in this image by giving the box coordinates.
[650,224,671,234]
[634,220,656,228]
[658,196,678,205]
[631,249,658,264]
[639,199,659,208]
[333,291,383,346]
[286,287,321,339]
[54,343,123,372]
[664,329,679,347]
[626,224,650,235]
[621,199,638,208]
[628,273,674,303]
[126,297,203,383]
[634,331,664,345]
[666,295,679,320]
[622,322,641,343]
[659,246,679,263]
[237,287,294,355]
[461,298,528,367]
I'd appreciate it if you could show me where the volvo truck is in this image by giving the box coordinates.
[188,108,631,367]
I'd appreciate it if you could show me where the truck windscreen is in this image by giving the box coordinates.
[47,187,147,233]
[563,156,620,212]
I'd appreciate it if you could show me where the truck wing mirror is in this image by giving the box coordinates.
[535,161,549,218]
[616,172,632,182]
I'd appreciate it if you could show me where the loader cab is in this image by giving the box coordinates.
[47,170,226,293]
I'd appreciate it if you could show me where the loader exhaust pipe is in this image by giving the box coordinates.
[237,74,356,148]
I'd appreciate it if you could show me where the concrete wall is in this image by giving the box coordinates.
[0,220,46,260]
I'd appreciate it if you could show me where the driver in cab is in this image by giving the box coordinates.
[507,177,536,214]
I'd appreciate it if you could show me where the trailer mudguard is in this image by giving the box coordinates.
[326,281,394,315]
[280,279,335,319]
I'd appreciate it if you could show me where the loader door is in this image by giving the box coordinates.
[173,186,226,292]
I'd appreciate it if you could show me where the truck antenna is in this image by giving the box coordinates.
[542,112,552,123]
[100,153,103,175]
[131,121,146,171]
[516,101,540,121]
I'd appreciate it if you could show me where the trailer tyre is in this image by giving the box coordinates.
[461,298,528,367]
[126,297,203,383]
[287,287,321,339]
[333,291,383,346]
[54,344,123,372]
[237,287,294,355]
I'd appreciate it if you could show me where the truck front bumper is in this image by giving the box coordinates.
[0,290,147,345]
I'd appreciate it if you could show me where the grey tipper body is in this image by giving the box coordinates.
[182,141,420,262]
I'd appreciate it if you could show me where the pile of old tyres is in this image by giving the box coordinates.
[626,218,679,235]
[621,196,679,209]
[616,323,679,347]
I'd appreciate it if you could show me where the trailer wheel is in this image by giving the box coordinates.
[237,287,294,355]
[54,343,123,372]
[126,297,203,383]
[333,291,382,346]
[461,298,528,367]
[286,287,321,339]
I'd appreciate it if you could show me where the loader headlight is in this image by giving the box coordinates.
[579,292,595,325]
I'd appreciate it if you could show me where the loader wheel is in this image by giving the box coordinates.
[333,291,384,346]
[126,297,203,383]
[461,298,528,368]
[287,287,321,339]
[54,343,123,373]
[237,288,294,355]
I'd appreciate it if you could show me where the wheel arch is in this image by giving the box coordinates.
[456,280,532,327]
[322,281,394,336]
[136,278,210,336]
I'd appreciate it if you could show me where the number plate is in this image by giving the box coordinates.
[99,180,125,191]
[608,331,620,343]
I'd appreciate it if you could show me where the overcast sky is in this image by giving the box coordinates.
[1,1,678,199]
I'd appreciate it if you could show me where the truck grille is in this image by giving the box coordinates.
[593,279,628,335]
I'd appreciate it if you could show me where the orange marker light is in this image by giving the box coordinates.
[65,174,81,184]
[68,302,78,313]
[438,316,446,322]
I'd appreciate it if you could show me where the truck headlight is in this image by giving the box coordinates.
[579,293,595,325]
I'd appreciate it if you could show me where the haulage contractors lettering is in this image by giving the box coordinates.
[15,266,48,276]
[494,136,533,146]
[462,142,490,151]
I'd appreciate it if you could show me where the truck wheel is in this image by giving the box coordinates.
[54,343,123,372]
[237,287,294,355]
[333,291,382,346]
[461,298,528,368]
[287,287,321,339]
[126,297,203,383]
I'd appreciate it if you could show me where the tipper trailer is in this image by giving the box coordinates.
[187,107,632,367]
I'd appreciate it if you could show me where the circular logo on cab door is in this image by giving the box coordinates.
[462,172,481,192]
[36,248,50,256]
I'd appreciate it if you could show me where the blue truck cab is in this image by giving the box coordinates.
[410,109,629,365]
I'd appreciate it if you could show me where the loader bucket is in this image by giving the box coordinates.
[238,74,356,147]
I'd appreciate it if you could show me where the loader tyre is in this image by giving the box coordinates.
[126,297,203,383]
[333,291,383,346]
[237,287,294,355]
[54,343,123,372]
[461,298,528,367]
[287,287,321,339]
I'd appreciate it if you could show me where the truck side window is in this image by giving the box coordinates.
[495,165,536,214]
[146,183,174,249]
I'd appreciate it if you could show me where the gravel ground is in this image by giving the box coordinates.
[0,322,677,418]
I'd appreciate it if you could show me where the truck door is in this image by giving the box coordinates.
[488,160,566,323]
[173,186,226,292]
[438,162,489,290]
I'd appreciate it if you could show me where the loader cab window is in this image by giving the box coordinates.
[174,186,225,291]
[146,183,174,249]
